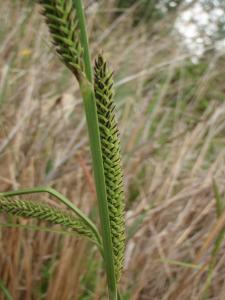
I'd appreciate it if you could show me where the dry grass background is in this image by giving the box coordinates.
[1,1,225,299]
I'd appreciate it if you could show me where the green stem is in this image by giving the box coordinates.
[74,0,93,83]
[74,1,117,299]
[0,280,13,300]
[1,187,102,250]
[0,222,85,237]
[117,290,122,300]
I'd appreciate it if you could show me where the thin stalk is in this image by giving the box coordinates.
[73,0,93,83]
[1,187,102,251]
[73,1,117,299]
[0,280,13,300]
[117,290,122,300]
[0,222,85,237]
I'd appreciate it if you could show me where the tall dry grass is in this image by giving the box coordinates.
[1,1,225,299]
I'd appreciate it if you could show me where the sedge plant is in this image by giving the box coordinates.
[0,1,125,299]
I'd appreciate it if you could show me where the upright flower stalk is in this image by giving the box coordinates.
[0,1,125,299]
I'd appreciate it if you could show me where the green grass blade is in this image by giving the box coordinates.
[201,180,225,299]
[213,179,223,217]
[0,280,13,300]
[0,222,82,237]
[159,258,201,270]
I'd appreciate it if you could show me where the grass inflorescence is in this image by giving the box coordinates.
[94,54,125,282]
[1,1,225,299]
[0,196,96,242]
[39,0,85,81]
[0,1,125,299]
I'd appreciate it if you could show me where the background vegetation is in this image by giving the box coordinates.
[1,0,225,299]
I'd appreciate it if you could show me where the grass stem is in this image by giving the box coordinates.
[73,1,117,298]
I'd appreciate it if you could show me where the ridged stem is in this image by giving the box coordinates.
[73,1,117,299]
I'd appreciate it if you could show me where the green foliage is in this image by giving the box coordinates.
[201,181,225,299]
[0,280,13,300]
[39,259,55,299]
[94,55,125,282]
[115,0,183,24]
[78,249,101,300]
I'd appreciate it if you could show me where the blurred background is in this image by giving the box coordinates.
[0,0,225,299]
